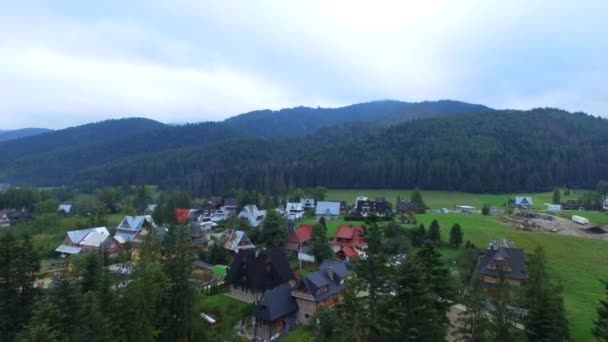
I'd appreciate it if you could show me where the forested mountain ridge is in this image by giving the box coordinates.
[76,108,608,195]
[0,100,490,185]
[0,128,52,142]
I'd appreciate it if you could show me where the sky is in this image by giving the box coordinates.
[1,1,607,129]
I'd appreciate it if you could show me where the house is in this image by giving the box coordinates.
[354,196,368,207]
[253,285,299,341]
[286,202,304,220]
[55,227,122,256]
[474,241,527,292]
[291,260,352,325]
[175,208,191,224]
[188,209,214,230]
[330,225,367,259]
[0,210,10,227]
[146,204,158,213]
[603,194,608,211]
[220,229,255,253]
[355,198,390,216]
[57,204,72,215]
[114,215,154,243]
[300,198,316,209]
[285,224,314,262]
[545,204,562,212]
[514,197,533,210]
[225,248,294,302]
[339,201,348,215]
[562,200,583,211]
[224,198,239,213]
[210,207,231,223]
[238,205,266,227]
[315,201,341,220]
[395,197,421,213]
[2,208,32,224]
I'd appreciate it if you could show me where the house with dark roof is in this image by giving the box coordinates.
[300,197,316,209]
[291,260,352,325]
[225,248,295,302]
[285,224,315,262]
[253,285,299,341]
[355,197,390,217]
[223,198,239,213]
[315,201,341,220]
[514,197,533,210]
[474,241,527,293]
[395,197,421,213]
[330,225,367,259]
[0,210,10,227]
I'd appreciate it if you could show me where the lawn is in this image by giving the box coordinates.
[281,326,314,342]
[413,213,608,341]
[327,189,584,211]
[192,291,253,341]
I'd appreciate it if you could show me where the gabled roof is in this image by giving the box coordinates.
[220,229,255,252]
[226,248,294,292]
[175,208,190,224]
[254,285,298,322]
[117,215,151,231]
[286,202,303,211]
[336,227,354,239]
[332,226,365,246]
[319,259,352,279]
[57,204,72,213]
[300,260,351,302]
[515,197,533,205]
[315,201,340,216]
[476,246,527,281]
[66,227,110,246]
[287,224,313,244]
[224,198,238,207]
[55,244,82,255]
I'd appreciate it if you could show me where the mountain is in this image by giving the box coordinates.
[77,108,608,195]
[0,128,52,142]
[0,100,491,185]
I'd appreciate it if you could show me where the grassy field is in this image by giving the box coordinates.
[192,292,252,341]
[327,189,585,211]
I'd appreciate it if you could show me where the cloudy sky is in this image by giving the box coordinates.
[1,1,607,129]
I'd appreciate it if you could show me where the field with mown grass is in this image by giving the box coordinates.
[326,189,587,211]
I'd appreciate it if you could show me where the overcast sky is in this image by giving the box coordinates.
[1,1,607,129]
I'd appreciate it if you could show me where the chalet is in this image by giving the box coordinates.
[315,201,340,220]
[563,200,583,211]
[355,197,390,216]
[330,225,367,259]
[225,248,294,302]
[114,215,154,243]
[188,209,214,230]
[285,224,314,262]
[286,202,304,220]
[220,229,255,253]
[300,198,316,209]
[253,285,299,341]
[2,208,32,225]
[238,205,266,227]
[0,210,10,227]
[210,207,231,223]
[291,260,352,325]
[55,227,122,256]
[395,197,421,213]
[57,204,72,215]
[474,241,527,292]
[514,197,533,210]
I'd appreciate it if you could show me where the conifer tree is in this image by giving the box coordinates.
[410,187,427,209]
[260,209,287,248]
[428,219,441,243]
[457,279,491,341]
[592,280,608,341]
[449,223,463,247]
[310,223,332,262]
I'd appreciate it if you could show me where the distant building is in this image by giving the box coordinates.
[220,229,255,253]
[238,205,267,227]
[300,198,316,209]
[253,285,299,340]
[354,197,390,216]
[603,194,608,211]
[330,225,367,259]
[562,200,583,211]
[114,215,154,243]
[56,227,122,256]
[395,197,421,213]
[315,201,341,220]
[286,202,304,220]
[514,197,533,210]
[285,224,314,262]
[57,204,73,215]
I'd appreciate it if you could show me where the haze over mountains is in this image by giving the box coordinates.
[0,128,53,142]
[1,99,607,194]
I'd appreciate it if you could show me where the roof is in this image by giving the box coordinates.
[335,226,355,239]
[224,198,238,207]
[117,215,152,231]
[57,204,72,213]
[55,244,82,255]
[226,248,294,292]
[220,229,255,252]
[254,285,298,321]
[315,201,341,216]
[286,202,303,211]
[476,246,527,281]
[515,197,533,205]
[287,224,313,244]
[66,227,110,245]
[331,226,365,246]
[79,230,110,247]
[341,246,358,258]
[300,260,351,302]
[175,208,191,224]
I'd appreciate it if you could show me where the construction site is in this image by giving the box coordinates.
[503,210,608,240]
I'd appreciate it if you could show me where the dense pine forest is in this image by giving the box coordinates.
[1,102,607,197]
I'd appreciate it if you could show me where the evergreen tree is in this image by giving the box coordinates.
[259,209,287,248]
[410,187,427,209]
[592,280,608,341]
[16,297,62,342]
[552,188,561,204]
[457,279,491,341]
[449,223,463,247]
[492,272,516,342]
[428,219,441,243]
[310,223,333,262]
[413,224,426,247]
[415,242,455,313]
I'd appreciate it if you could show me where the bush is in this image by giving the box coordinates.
[481,204,490,216]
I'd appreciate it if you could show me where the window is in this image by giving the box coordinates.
[305,313,310,319]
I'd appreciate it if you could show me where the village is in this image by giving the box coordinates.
[0,189,593,341]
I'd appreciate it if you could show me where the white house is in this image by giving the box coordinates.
[238,205,267,227]
[603,194,608,211]
[114,215,155,242]
[57,204,72,215]
[300,198,316,209]
[315,201,341,220]
[210,207,231,223]
[514,197,533,209]
[286,202,304,220]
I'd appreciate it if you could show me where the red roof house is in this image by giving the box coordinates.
[175,208,191,224]
[285,224,313,253]
[330,225,367,259]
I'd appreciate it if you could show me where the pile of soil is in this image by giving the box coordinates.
[581,227,608,235]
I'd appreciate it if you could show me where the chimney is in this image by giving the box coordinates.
[326,267,334,281]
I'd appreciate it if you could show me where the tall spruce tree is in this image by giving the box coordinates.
[414,242,454,323]
[492,272,516,342]
[260,209,287,248]
[449,223,463,247]
[592,280,608,341]
[552,188,561,204]
[310,223,333,262]
[428,219,441,243]
[410,187,427,209]
[457,278,491,342]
